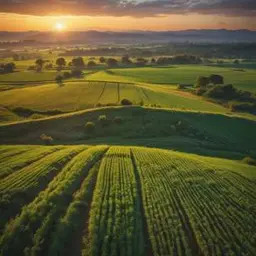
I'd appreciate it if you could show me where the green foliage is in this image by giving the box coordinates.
[113,116,123,125]
[121,98,133,106]
[98,115,109,127]
[85,121,96,133]
[40,133,54,145]
[242,156,256,166]
[196,76,209,87]
[56,57,66,68]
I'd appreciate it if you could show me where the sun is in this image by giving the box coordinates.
[55,22,65,31]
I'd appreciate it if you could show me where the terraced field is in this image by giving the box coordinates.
[0,145,255,256]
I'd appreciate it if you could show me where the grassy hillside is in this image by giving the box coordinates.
[0,81,227,115]
[0,145,255,256]
[0,107,255,159]
[92,66,256,92]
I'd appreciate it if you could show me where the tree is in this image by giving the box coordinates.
[35,59,44,72]
[121,55,132,65]
[209,74,224,85]
[196,76,210,87]
[0,63,16,73]
[55,75,63,85]
[234,59,240,65]
[87,61,96,68]
[71,57,85,68]
[99,57,106,63]
[121,99,132,106]
[85,122,95,133]
[56,57,66,69]
[107,58,118,68]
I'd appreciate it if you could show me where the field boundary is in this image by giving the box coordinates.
[130,149,154,256]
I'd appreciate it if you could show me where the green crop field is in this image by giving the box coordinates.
[93,66,256,93]
[0,80,227,122]
[0,145,255,256]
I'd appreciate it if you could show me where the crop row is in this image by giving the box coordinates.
[0,146,107,256]
[85,147,144,256]
[132,147,256,256]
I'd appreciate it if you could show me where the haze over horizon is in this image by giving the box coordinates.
[0,0,255,32]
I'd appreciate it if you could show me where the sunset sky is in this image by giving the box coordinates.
[0,0,255,31]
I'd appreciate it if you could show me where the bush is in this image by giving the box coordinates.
[204,84,237,100]
[85,121,95,133]
[195,87,207,96]
[242,157,256,166]
[63,72,71,79]
[107,58,118,68]
[87,61,97,68]
[230,102,256,114]
[71,69,83,78]
[55,75,63,84]
[121,99,132,106]
[98,115,109,127]
[196,76,210,87]
[113,116,123,125]
[40,134,53,145]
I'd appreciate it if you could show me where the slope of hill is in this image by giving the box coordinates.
[0,81,227,114]
[0,145,255,256]
[0,107,255,159]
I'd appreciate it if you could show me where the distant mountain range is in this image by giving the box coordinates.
[0,29,256,44]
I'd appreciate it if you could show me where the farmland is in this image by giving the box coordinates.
[1,47,256,256]
[0,145,255,256]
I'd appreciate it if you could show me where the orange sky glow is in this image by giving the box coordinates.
[0,13,255,31]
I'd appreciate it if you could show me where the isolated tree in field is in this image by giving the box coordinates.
[55,75,63,85]
[196,76,209,87]
[209,74,224,85]
[121,55,132,65]
[107,58,118,68]
[99,57,106,63]
[35,59,44,72]
[71,57,85,68]
[87,61,96,68]
[56,57,66,69]
[85,121,95,133]
[2,63,16,73]
[121,99,132,106]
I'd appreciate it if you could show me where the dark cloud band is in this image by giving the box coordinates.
[0,0,255,17]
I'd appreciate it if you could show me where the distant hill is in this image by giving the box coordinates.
[0,29,256,43]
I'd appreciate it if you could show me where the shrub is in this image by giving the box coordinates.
[209,74,224,85]
[113,116,123,125]
[55,75,63,85]
[242,157,256,166]
[107,58,118,68]
[63,72,71,79]
[98,115,109,127]
[196,76,210,87]
[85,121,95,133]
[230,102,256,114]
[195,87,207,96]
[71,69,83,78]
[87,61,97,68]
[121,99,132,106]
[40,134,53,145]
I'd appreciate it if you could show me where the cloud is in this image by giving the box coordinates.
[0,0,255,17]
